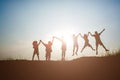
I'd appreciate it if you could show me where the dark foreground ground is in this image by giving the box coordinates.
[0,54,120,80]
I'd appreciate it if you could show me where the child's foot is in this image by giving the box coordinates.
[96,52,98,55]
[106,49,109,52]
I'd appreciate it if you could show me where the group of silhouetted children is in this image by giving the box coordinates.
[32,29,109,61]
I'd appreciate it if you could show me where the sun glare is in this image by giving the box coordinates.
[53,29,75,46]
[48,28,81,60]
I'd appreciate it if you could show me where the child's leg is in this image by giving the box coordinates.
[96,43,98,55]
[49,53,51,61]
[32,54,35,60]
[32,51,35,60]
[63,51,65,60]
[62,50,65,60]
[46,53,47,61]
[81,44,86,53]
[101,43,109,51]
[64,51,66,59]
[47,53,50,61]
[37,54,39,60]
[72,45,75,56]
[75,45,78,55]
[62,51,64,60]
[88,44,95,51]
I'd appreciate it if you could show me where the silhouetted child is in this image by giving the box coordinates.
[32,40,41,60]
[80,33,95,53]
[40,37,54,61]
[72,34,80,56]
[53,36,66,61]
[89,29,109,55]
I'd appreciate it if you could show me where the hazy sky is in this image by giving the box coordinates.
[0,0,120,60]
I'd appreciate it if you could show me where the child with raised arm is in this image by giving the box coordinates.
[89,29,109,55]
[79,33,95,53]
[53,36,66,61]
[32,40,41,60]
[72,34,80,56]
[40,37,54,61]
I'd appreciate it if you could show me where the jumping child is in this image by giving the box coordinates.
[72,34,80,56]
[89,29,109,55]
[80,33,95,53]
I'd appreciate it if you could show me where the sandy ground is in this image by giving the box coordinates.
[0,55,120,80]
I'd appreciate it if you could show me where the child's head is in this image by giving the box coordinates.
[73,34,75,37]
[33,41,38,48]
[48,41,52,45]
[33,41,37,44]
[84,34,87,37]
[84,34,88,39]
[95,31,98,35]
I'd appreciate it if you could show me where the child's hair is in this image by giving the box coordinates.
[32,41,37,48]
[84,34,87,38]
[48,41,52,45]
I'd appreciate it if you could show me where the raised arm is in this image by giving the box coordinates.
[87,32,90,36]
[76,33,80,38]
[88,32,94,36]
[99,28,105,35]
[79,33,83,38]
[53,36,62,42]
[51,37,54,44]
[40,40,46,46]
[38,40,41,46]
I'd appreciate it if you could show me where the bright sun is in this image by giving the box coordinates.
[49,29,79,60]
[53,29,75,45]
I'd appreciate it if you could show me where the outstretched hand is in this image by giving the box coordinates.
[103,28,105,31]
[40,40,42,42]
[99,28,105,35]
[88,32,91,35]
[53,36,56,39]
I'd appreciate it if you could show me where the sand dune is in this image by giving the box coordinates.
[0,54,120,80]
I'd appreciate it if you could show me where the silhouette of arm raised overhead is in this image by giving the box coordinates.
[99,28,105,35]
[53,36,62,42]
[88,32,94,36]
[40,40,46,46]
[79,33,83,38]
[76,33,80,38]
[87,32,90,36]
[51,37,54,44]
[38,40,41,45]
